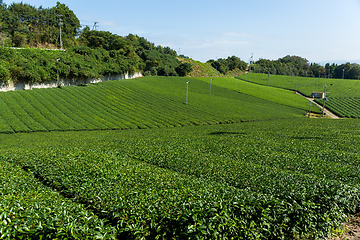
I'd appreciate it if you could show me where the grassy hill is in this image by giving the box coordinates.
[0,76,306,134]
[196,77,322,113]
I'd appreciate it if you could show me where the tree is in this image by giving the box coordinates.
[176,63,192,76]
[334,63,351,79]
[348,64,360,79]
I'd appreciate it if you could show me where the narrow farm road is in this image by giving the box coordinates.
[295,92,341,119]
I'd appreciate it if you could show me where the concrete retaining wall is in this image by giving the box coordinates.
[0,72,143,92]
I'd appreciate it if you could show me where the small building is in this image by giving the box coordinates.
[311,92,325,99]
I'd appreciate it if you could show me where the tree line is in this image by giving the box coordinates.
[207,56,248,74]
[0,2,194,83]
[253,55,360,79]
[0,2,80,48]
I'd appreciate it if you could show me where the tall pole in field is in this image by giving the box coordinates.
[56,58,61,86]
[235,77,237,91]
[342,68,345,79]
[330,84,333,98]
[249,53,253,73]
[308,101,312,117]
[322,83,327,117]
[209,78,212,95]
[58,15,63,50]
[186,81,190,105]
[267,71,270,86]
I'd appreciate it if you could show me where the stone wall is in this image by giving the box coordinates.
[0,72,143,92]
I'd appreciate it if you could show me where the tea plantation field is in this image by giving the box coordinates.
[0,76,308,134]
[196,77,319,112]
[1,118,360,239]
[238,73,360,118]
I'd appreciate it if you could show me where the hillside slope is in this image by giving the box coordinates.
[240,73,360,118]
[0,76,304,133]
[196,77,322,113]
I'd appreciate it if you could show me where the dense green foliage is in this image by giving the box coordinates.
[0,2,80,48]
[0,157,116,238]
[78,31,182,77]
[253,56,324,77]
[0,76,304,134]
[238,73,360,118]
[0,37,182,83]
[207,56,247,74]
[0,46,126,82]
[1,118,360,239]
[253,55,360,79]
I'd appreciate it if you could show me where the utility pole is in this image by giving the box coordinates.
[58,15,63,50]
[209,78,212,95]
[92,22,99,31]
[249,53,253,72]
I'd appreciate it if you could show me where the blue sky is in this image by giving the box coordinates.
[4,0,360,64]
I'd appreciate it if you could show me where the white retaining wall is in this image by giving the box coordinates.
[0,72,143,92]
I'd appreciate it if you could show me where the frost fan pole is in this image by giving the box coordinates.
[56,58,60,86]
[186,81,190,105]
[322,83,327,117]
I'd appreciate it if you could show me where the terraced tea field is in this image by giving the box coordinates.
[0,76,306,134]
[238,73,360,118]
[0,76,357,239]
[1,118,360,239]
[196,77,320,112]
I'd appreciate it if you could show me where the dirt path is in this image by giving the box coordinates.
[295,92,341,119]
[330,214,360,240]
